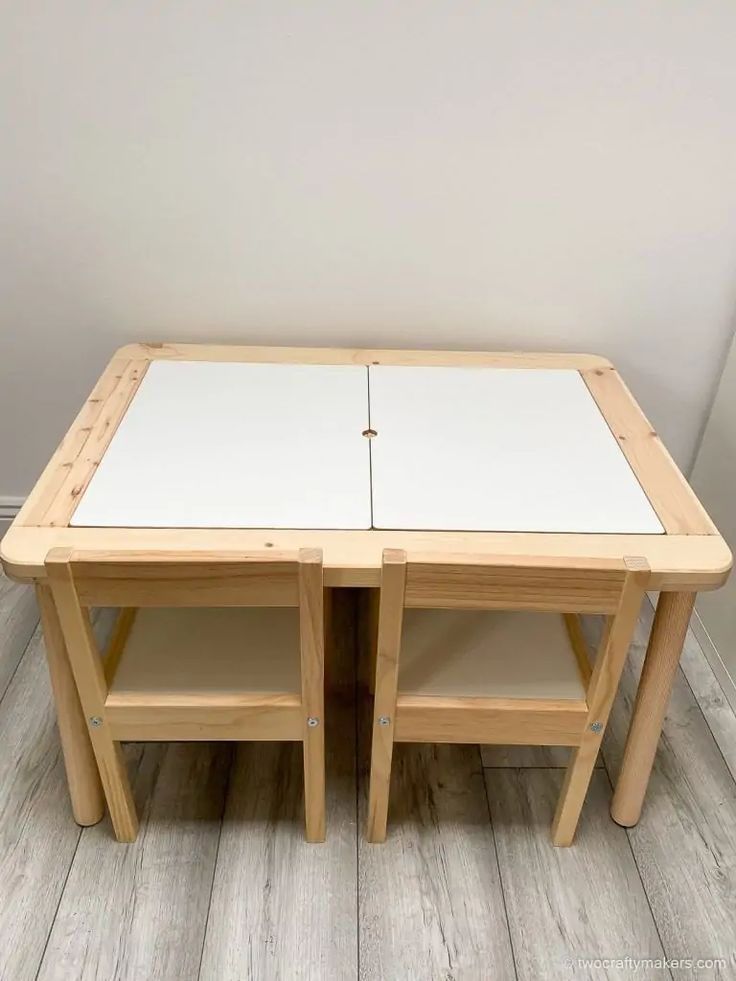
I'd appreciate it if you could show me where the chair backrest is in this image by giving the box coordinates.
[375,549,649,707]
[396,551,644,615]
[45,547,324,718]
[45,548,313,608]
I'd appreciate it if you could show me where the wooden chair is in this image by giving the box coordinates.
[46,547,325,843]
[367,550,648,846]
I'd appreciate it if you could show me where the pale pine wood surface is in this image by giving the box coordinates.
[2,577,736,979]
[2,347,728,594]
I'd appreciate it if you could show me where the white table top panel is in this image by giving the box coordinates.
[368,366,664,534]
[72,361,372,529]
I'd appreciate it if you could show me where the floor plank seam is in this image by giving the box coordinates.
[0,611,40,706]
[196,744,236,981]
[478,746,520,981]
[680,655,736,790]
[33,827,83,981]
[601,763,675,980]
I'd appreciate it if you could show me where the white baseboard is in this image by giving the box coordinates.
[0,496,24,537]
[691,608,736,715]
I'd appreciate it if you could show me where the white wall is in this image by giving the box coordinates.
[691,332,736,706]
[2,1,736,499]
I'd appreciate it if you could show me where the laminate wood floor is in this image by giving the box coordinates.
[1,575,735,980]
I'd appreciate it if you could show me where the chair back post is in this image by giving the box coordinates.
[298,548,326,842]
[46,548,110,723]
[45,547,139,840]
[551,555,649,845]
[366,549,407,842]
[580,556,649,723]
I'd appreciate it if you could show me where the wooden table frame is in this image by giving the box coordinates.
[1,344,731,830]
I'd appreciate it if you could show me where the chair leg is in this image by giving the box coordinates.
[303,727,326,843]
[551,738,600,846]
[366,720,394,843]
[91,733,139,842]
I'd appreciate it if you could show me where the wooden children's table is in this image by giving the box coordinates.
[1,344,730,831]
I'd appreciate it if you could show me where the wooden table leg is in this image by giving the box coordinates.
[36,584,105,826]
[610,590,696,827]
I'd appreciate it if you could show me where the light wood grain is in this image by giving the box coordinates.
[4,524,730,590]
[35,584,105,826]
[118,341,613,368]
[611,590,696,826]
[62,548,301,608]
[553,561,647,845]
[360,737,515,980]
[45,359,149,528]
[299,548,326,842]
[564,611,593,686]
[45,559,139,841]
[488,767,665,979]
[17,356,131,526]
[105,695,302,741]
[0,572,38,697]
[102,607,136,685]
[404,555,630,613]
[395,694,587,744]
[38,742,231,981]
[582,365,717,535]
[366,550,406,842]
[2,346,729,597]
[0,621,84,981]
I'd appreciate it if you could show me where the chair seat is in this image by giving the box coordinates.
[109,607,301,695]
[398,610,587,700]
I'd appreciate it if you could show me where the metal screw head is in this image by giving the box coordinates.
[307,717,319,728]
[89,716,102,728]
[590,721,603,733]
[378,716,391,727]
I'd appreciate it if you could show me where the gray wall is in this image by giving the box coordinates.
[2,1,736,498]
